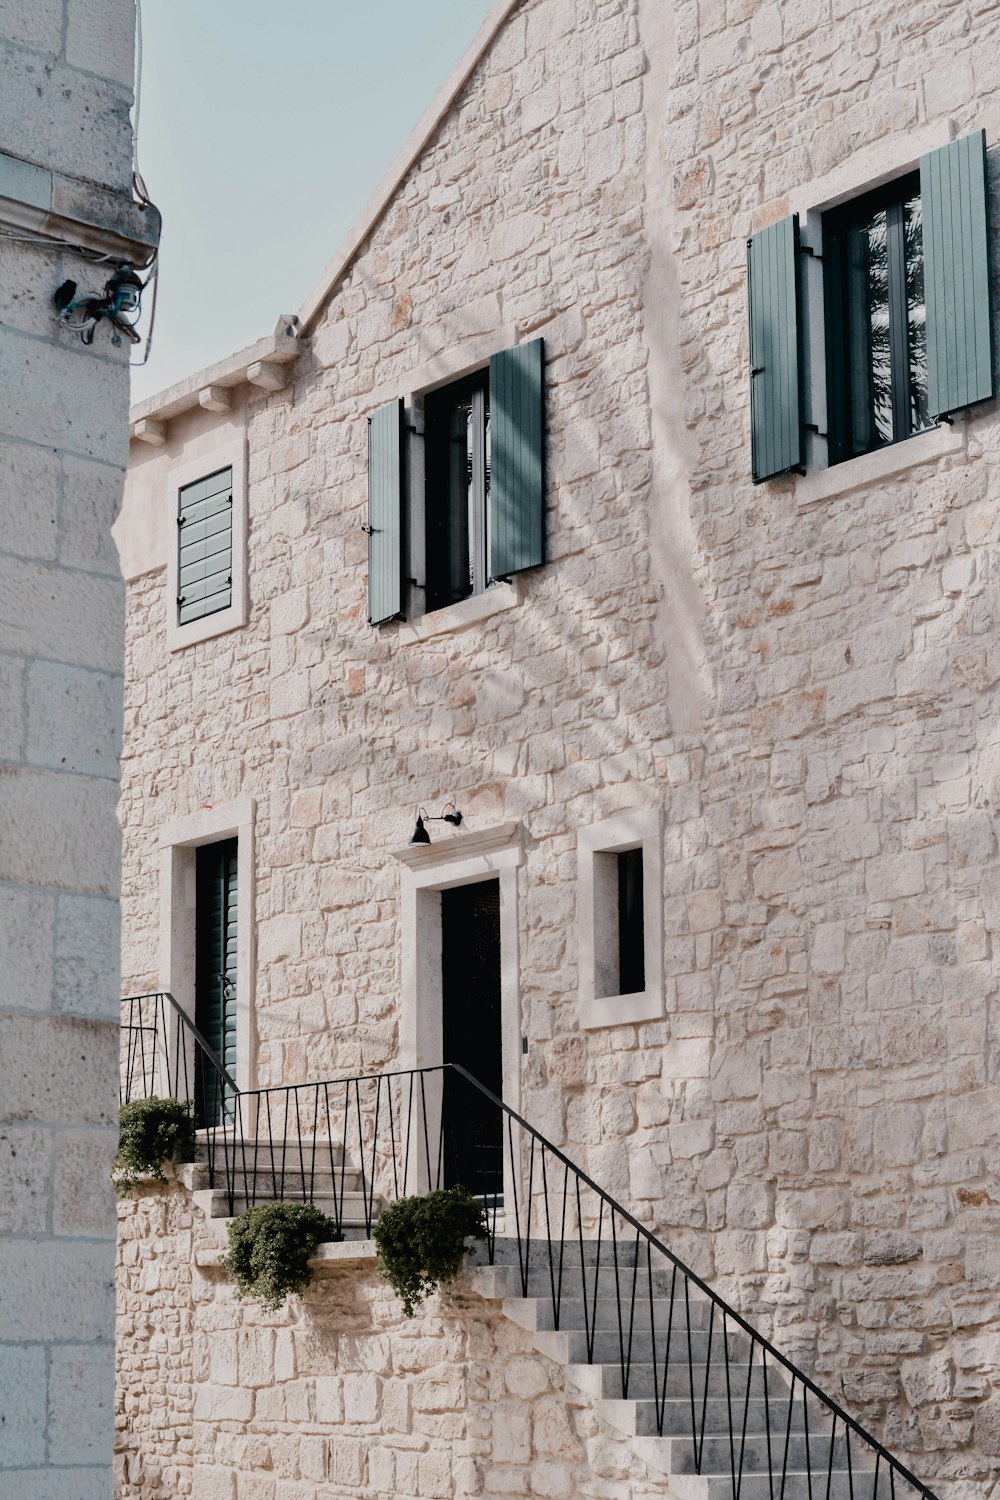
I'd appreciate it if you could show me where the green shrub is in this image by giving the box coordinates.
[113,1096,195,1195]
[222,1202,341,1312]
[374,1186,487,1317]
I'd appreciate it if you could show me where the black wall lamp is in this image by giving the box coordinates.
[409,803,463,844]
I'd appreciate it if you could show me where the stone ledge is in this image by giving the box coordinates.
[794,422,967,507]
[129,326,301,428]
[195,1238,377,1271]
[0,149,160,265]
[398,581,521,644]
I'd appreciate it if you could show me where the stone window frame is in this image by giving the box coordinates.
[158,797,257,1097]
[165,437,248,652]
[791,119,967,508]
[375,327,524,644]
[392,820,523,1195]
[578,808,663,1031]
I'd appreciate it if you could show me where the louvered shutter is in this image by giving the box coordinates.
[748,215,804,482]
[921,130,995,418]
[194,838,238,1127]
[177,467,233,624]
[490,338,545,578]
[367,399,404,625]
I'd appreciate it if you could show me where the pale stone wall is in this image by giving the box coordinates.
[0,1,139,1493]
[119,0,1000,1489]
[116,1182,682,1500]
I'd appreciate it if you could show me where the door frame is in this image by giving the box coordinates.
[394,821,523,1185]
[158,797,257,1099]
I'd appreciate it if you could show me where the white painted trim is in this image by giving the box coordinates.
[788,119,953,223]
[297,0,523,333]
[165,435,249,653]
[577,809,664,1031]
[394,823,524,1192]
[795,421,968,508]
[398,582,521,645]
[158,798,257,1096]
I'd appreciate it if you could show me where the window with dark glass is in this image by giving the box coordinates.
[824,174,934,465]
[423,371,491,613]
[617,848,645,997]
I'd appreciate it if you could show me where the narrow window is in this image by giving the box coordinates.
[824,175,933,465]
[423,371,490,612]
[617,848,645,996]
[177,466,233,625]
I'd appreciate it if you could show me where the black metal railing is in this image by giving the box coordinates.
[120,992,937,1500]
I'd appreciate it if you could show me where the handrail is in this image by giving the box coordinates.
[120,993,938,1500]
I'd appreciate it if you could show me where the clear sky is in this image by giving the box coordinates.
[130,0,496,404]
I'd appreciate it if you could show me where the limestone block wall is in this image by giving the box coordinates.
[119,0,1000,1487]
[1,1,138,1494]
[116,1183,681,1500]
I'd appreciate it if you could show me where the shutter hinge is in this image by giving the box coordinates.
[177,595,185,605]
[799,245,823,260]
[177,516,185,526]
[937,413,954,426]
[804,423,829,439]
[750,366,763,377]
[361,523,377,535]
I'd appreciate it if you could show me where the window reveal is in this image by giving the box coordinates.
[423,371,492,612]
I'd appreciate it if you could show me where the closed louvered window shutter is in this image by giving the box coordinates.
[747,215,804,482]
[367,398,404,625]
[921,129,996,419]
[489,338,545,578]
[178,467,233,624]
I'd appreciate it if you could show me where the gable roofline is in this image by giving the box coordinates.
[128,0,522,430]
[296,0,522,334]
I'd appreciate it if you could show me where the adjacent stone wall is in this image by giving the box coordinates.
[119,0,1000,1489]
[117,1183,681,1500]
[1,2,137,1494]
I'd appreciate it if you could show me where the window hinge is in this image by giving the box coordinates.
[406,423,422,435]
[800,245,823,260]
[804,423,829,438]
[750,365,763,377]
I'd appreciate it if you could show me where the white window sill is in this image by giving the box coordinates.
[581,986,663,1031]
[398,580,520,644]
[167,602,247,653]
[795,422,967,508]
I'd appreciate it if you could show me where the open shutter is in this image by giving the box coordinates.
[748,214,803,482]
[921,130,995,418]
[490,338,544,578]
[367,398,404,625]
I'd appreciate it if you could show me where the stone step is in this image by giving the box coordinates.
[634,1456,892,1500]
[471,1260,699,1302]
[667,1429,873,1478]
[176,1161,364,1196]
[194,1138,350,1170]
[600,1395,842,1441]
[202,1189,379,1226]
[567,1361,765,1402]
[534,1325,749,1369]
[506,1293,717,1335]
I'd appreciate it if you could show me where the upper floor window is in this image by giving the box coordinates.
[177,466,233,625]
[748,130,995,484]
[424,370,491,612]
[366,338,544,628]
[823,174,934,464]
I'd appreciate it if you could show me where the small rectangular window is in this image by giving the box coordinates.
[423,371,491,612]
[824,175,934,465]
[617,848,645,997]
[177,466,233,625]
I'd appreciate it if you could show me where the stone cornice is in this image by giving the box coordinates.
[390,820,522,871]
[0,149,160,265]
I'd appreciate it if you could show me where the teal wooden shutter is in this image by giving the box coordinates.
[921,130,995,418]
[194,838,238,1126]
[490,338,544,577]
[367,399,404,625]
[748,215,803,482]
[178,467,233,624]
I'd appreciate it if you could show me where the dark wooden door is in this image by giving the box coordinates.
[194,838,238,1126]
[441,879,503,1201]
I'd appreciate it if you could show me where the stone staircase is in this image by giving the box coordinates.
[170,1134,909,1500]
[174,1136,381,1231]
[468,1248,890,1500]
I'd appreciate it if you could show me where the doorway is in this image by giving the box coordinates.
[441,878,503,1201]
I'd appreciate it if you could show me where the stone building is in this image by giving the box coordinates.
[0,0,159,1495]
[117,0,1000,1495]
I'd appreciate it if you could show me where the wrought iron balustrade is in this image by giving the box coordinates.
[120,992,938,1500]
